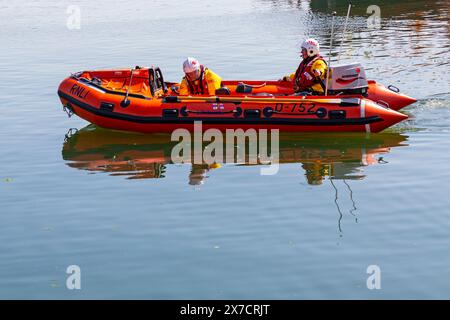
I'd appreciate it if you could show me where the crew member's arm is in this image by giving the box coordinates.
[311,60,327,80]
[205,69,222,95]
[310,60,328,93]
[280,72,295,82]
[179,78,190,95]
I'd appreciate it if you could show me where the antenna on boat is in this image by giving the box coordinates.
[337,2,353,63]
[121,68,135,108]
[325,11,337,96]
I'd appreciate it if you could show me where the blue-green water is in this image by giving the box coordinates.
[1,0,449,299]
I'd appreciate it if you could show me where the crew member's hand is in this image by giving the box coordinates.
[279,76,291,82]
[312,69,322,77]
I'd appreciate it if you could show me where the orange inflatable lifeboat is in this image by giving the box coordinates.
[57,66,409,134]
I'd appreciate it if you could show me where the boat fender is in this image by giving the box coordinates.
[244,109,260,118]
[162,109,179,118]
[164,96,180,103]
[329,110,346,119]
[100,102,114,112]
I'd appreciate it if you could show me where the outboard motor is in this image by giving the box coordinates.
[327,63,369,95]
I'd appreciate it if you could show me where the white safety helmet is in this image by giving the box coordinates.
[301,38,320,57]
[183,57,200,73]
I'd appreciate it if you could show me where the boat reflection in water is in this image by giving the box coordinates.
[62,125,408,186]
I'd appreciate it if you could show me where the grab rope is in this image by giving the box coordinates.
[237,82,267,88]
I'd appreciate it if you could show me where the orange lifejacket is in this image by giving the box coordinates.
[184,65,208,95]
[293,55,327,92]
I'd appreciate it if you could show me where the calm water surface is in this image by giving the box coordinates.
[0,0,449,299]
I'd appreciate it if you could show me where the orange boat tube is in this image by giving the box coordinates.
[221,79,416,111]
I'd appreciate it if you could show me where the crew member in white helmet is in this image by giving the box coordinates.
[179,57,222,95]
[281,38,328,95]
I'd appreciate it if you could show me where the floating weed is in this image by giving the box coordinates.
[364,50,373,58]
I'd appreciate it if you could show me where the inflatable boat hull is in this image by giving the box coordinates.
[57,69,408,134]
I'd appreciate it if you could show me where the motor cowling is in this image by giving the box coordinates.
[327,63,369,95]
